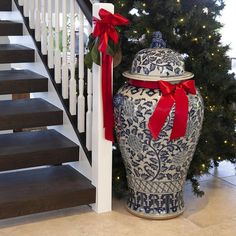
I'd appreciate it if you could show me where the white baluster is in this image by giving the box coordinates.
[23,0,29,17]
[47,0,54,69]
[55,0,62,84]
[62,0,69,99]
[35,0,41,41]
[18,0,24,6]
[41,0,47,55]
[86,25,93,150]
[69,0,77,115]
[29,0,35,29]
[77,8,85,132]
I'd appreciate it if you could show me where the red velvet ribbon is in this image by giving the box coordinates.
[129,79,196,140]
[93,9,129,141]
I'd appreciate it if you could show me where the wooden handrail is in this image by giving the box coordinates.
[76,0,92,25]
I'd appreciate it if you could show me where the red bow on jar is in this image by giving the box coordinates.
[93,9,129,142]
[148,80,197,140]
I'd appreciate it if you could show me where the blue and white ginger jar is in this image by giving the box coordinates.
[114,36,204,219]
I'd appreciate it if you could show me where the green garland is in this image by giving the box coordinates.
[85,34,122,69]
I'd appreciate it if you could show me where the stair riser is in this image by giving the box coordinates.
[0,189,96,219]
[0,79,48,95]
[0,0,11,11]
[0,148,79,171]
[0,24,23,36]
[0,112,63,130]
[0,50,34,64]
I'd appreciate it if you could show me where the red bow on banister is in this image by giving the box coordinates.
[148,80,196,140]
[92,9,129,142]
[93,8,129,53]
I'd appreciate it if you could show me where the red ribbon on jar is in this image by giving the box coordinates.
[93,8,129,142]
[129,79,197,140]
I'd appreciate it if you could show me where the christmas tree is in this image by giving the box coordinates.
[101,0,236,197]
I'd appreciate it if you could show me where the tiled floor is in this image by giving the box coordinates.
[0,161,236,236]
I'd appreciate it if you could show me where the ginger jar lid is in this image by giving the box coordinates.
[123,31,194,82]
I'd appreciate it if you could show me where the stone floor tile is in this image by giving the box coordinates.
[201,217,236,236]
[222,175,236,186]
[184,177,236,228]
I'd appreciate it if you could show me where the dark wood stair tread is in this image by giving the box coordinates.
[0,20,22,36]
[0,165,96,219]
[0,98,63,130]
[0,0,11,11]
[0,44,34,63]
[0,129,79,171]
[0,69,48,94]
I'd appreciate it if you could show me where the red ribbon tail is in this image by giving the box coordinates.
[170,88,189,140]
[102,54,114,142]
[148,95,174,139]
[99,33,109,53]
[93,8,129,142]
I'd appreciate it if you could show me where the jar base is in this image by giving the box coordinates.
[126,204,184,220]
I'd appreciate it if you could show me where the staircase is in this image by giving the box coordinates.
[0,0,95,219]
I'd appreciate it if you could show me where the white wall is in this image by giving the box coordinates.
[220,0,236,58]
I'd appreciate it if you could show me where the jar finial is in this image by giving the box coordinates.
[150,31,166,48]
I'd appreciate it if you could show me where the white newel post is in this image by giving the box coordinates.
[92,3,114,213]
